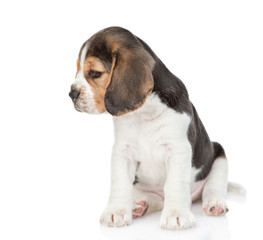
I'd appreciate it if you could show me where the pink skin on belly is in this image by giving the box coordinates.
[136,179,207,202]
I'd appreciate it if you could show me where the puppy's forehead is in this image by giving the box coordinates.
[77,27,154,73]
[80,27,138,63]
[78,40,111,72]
[86,39,112,64]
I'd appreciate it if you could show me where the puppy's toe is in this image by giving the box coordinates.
[203,199,228,216]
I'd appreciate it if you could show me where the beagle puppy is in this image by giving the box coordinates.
[69,27,228,230]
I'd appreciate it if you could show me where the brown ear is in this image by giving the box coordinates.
[104,49,154,116]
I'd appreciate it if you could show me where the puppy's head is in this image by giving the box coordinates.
[69,27,155,116]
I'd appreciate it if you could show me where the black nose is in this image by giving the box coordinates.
[69,90,80,101]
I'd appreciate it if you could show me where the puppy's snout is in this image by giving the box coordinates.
[69,89,80,101]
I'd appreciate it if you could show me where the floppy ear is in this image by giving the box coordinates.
[104,50,154,116]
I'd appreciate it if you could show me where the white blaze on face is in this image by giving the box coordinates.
[72,43,99,114]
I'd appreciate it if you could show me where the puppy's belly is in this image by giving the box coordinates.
[135,180,206,202]
[135,164,206,202]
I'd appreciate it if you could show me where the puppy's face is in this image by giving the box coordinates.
[69,27,155,116]
[70,45,112,114]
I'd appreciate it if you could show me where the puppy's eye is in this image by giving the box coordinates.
[88,70,102,79]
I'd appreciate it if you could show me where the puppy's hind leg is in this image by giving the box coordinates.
[132,185,164,219]
[202,143,229,216]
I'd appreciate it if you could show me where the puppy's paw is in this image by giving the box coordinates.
[203,199,228,216]
[132,201,148,219]
[160,208,196,230]
[100,207,132,227]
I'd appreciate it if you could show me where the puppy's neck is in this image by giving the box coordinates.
[113,94,168,123]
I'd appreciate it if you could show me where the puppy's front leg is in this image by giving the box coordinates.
[161,142,196,230]
[100,145,135,227]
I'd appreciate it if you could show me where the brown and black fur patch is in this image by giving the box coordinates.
[105,49,154,116]
[82,27,155,116]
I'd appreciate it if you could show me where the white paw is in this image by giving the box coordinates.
[160,208,196,230]
[100,207,132,227]
[203,198,228,216]
[132,201,148,218]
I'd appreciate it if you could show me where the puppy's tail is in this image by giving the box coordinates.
[212,143,247,198]
[227,181,246,196]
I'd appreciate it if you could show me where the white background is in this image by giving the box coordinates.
[0,0,262,239]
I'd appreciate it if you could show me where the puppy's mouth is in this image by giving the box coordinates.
[74,102,83,112]
[73,98,88,113]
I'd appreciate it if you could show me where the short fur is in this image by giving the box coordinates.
[69,27,229,230]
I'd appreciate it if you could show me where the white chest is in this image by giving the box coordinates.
[132,119,169,186]
[113,94,193,186]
